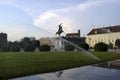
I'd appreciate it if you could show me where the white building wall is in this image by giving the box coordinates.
[50,37,65,51]
[86,32,120,47]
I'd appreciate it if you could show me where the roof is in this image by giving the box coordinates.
[87,25,120,35]
[66,33,80,37]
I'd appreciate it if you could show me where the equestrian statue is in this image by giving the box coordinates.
[56,23,64,36]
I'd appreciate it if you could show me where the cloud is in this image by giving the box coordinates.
[0,4,38,41]
[0,0,119,40]
[78,0,103,11]
[34,11,75,35]
[34,0,120,37]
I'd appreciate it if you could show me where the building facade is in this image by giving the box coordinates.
[64,30,85,45]
[0,32,7,47]
[39,37,52,46]
[86,25,120,47]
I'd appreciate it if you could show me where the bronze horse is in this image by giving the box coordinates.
[56,23,64,36]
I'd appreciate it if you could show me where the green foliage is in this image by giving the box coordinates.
[12,41,20,46]
[21,37,32,48]
[35,40,40,48]
[108,43,113,49]
[40,45,50,51]
[24,45,35,52]
[20,37,40,51]
[31,40,40,48]
[0,45,10,52]
[8,41,21,47]
[7,41,13,47]
[0,37,40,52]
[35,40,40,51]
[78,42,89,51]
[11,45,20,52]
[94,42,108,51]
[65,44,75,51]
[115,39,120,48]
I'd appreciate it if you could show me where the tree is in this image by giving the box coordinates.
[7,41,13,47]
[36,40,40,48]
[12,41,20,46]
[20,37,40,51]
[115,39,120,48]
[78,42,89,51]
[31,40,40,48]
[0,45,10,52]
[65,44,75,51]
[40,45,50,51]
[24,45,35,52]
[21,37,32,48]
[108,43,113,49]
[94,42,108,51]
[11,45,20,52]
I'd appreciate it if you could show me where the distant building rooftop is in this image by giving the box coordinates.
[66,33,79,37]
[66,30,80,38]
[88,25,120,35]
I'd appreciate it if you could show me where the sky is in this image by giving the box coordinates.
[0,0,120,41]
